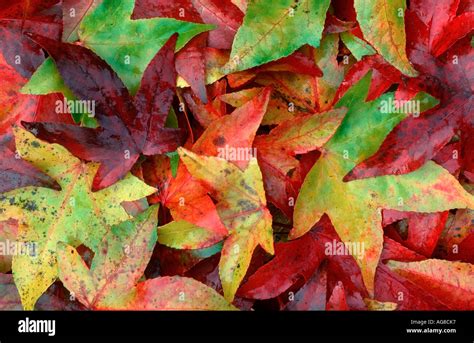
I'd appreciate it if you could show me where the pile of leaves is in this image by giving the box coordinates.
[0,0,473,311]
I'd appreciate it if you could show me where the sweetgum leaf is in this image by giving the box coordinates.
[0,128,156,310]
[178,148,274,302]
[254,108,346,216]
[224,0,331,73]
[292,73,474,295]
[58,206,235,310]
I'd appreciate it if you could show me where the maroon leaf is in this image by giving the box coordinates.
[0,0,62,78]
[22,34,181,190]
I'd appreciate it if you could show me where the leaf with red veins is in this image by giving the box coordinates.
[191,0,243,50]
[22,35,181,190]
[431,12,474,57]
[254,108,346,216]
[387,259,474,310]
[326,282,349,310]
[0,0,62,78]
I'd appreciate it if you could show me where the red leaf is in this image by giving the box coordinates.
[191,0,243,50]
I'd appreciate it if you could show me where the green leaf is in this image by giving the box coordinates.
[224,0,331,73]
[78,0,214,94]
[292,73,474,295]
[165,151,180,178]
[340,32,376,61]
[354,0,417,76]
[0,128,156,310]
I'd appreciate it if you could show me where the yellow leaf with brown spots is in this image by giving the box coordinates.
[178,148,274,302]
[0,128,156,310]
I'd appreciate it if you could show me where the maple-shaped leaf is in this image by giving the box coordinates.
[22,34,182,190]
[346,3,473,180]
[254,108,346,216]
[0,128,156,310]
[353,0,417,76]
[223,0,331,73]
[145,89,271,250]
[57,205,235,310]
[78,0,213,94]
[387,259,474,309]
[178,148,274,302]
[292,73,474,295]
